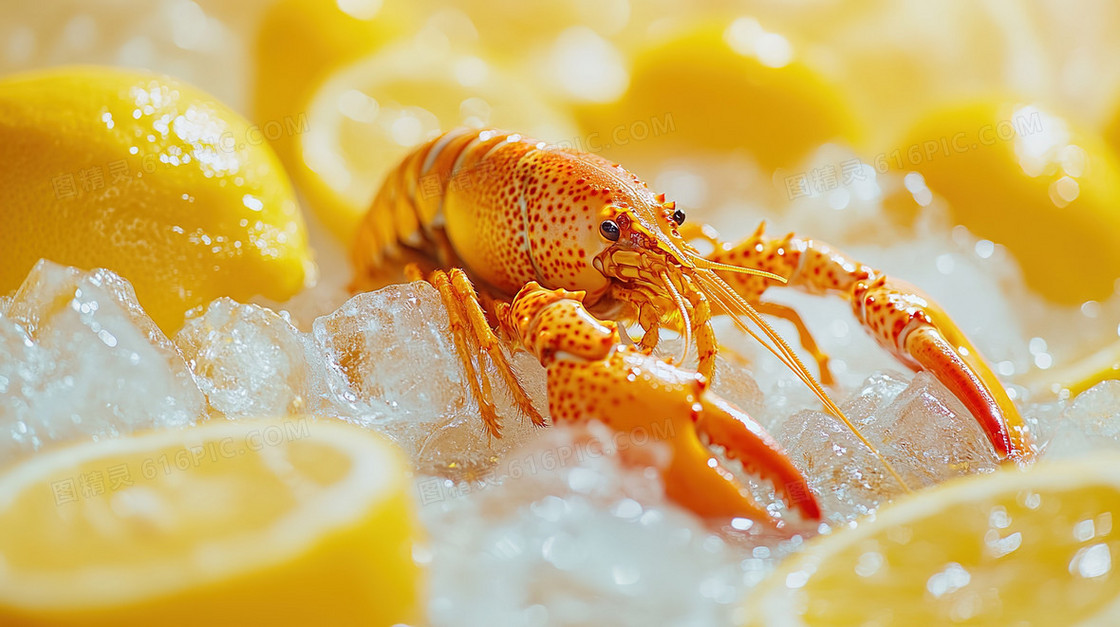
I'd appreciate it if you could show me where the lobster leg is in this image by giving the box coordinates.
[754,301,834,386]
[501,281,822,525]
[407,266,546,437]
[697,222,1033,462]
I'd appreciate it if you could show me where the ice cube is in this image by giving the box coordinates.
[175,298,316,417]
[417,423,759,627]
[1066,380,1120,431]
[710,356,766,423]
[856,372,1001,488]
[0,260,204,462]
[776,408,907,524]
[1044,381,1120,459]
[844,371,911,424]
[313,281,544,476]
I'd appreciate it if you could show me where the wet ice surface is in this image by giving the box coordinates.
[0,260,204,464]
[417,423,799,627]
[851,372,1000,488]
[768,372,1001,526]
[1038,380,1120,458]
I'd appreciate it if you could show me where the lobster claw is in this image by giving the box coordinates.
[502,281,821,526]
[852,276,1034,462]
[668,393,821,523]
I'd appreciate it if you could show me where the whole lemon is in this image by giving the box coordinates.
[0,66,311,333]
[894,101,1120,304]
[576,20,860,172]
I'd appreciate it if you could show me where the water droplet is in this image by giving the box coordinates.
[785,570,810,589]
[926,562,971,598]
[1069,543,1111,578]
[974,239,995,259]
[731,517,753,531]
[242,194,264,212]
[1074,519,1096,542]
[854,551,884,577]
[989,506,1011,529]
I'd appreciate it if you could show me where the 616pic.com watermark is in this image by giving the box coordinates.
[48,419,311,506]
[783,109,1045,199]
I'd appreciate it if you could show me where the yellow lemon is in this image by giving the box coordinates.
[296,41,579,243]
[418,0,630,60]
[892,101,1120,304]
[1107,107,1120,158]
[0,418,423,626]
[745,454,1120,625]
[251,0,410,172]
[0,66,311,334]
[575,20,860,172]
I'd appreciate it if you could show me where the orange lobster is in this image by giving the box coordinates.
[497,280,821,524]
[351,128,1032,517]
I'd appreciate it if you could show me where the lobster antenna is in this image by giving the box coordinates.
[686,253,788,284]
[694,269,912,493]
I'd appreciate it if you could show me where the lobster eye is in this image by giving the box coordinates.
[671,209,686,225]
[600,220,621,241]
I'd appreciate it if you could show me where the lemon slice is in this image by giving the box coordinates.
[745,454,1120,626]
[251,0,410,172]
[0,66,311,333]
[296,39,579,243]
[0,418,423,626]
[1034,341,1120,398]
[893,101,1120,304]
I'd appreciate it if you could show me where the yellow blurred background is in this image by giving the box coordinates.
[3,0,1120,388]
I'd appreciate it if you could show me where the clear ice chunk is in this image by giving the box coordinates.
[1044,381,1120,459]
[313,281,544,476]
[852,371,1000,488]
[0,260,204,462]
[774,371,999,523]
[776,408,906,524]
[175,298,316,417]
